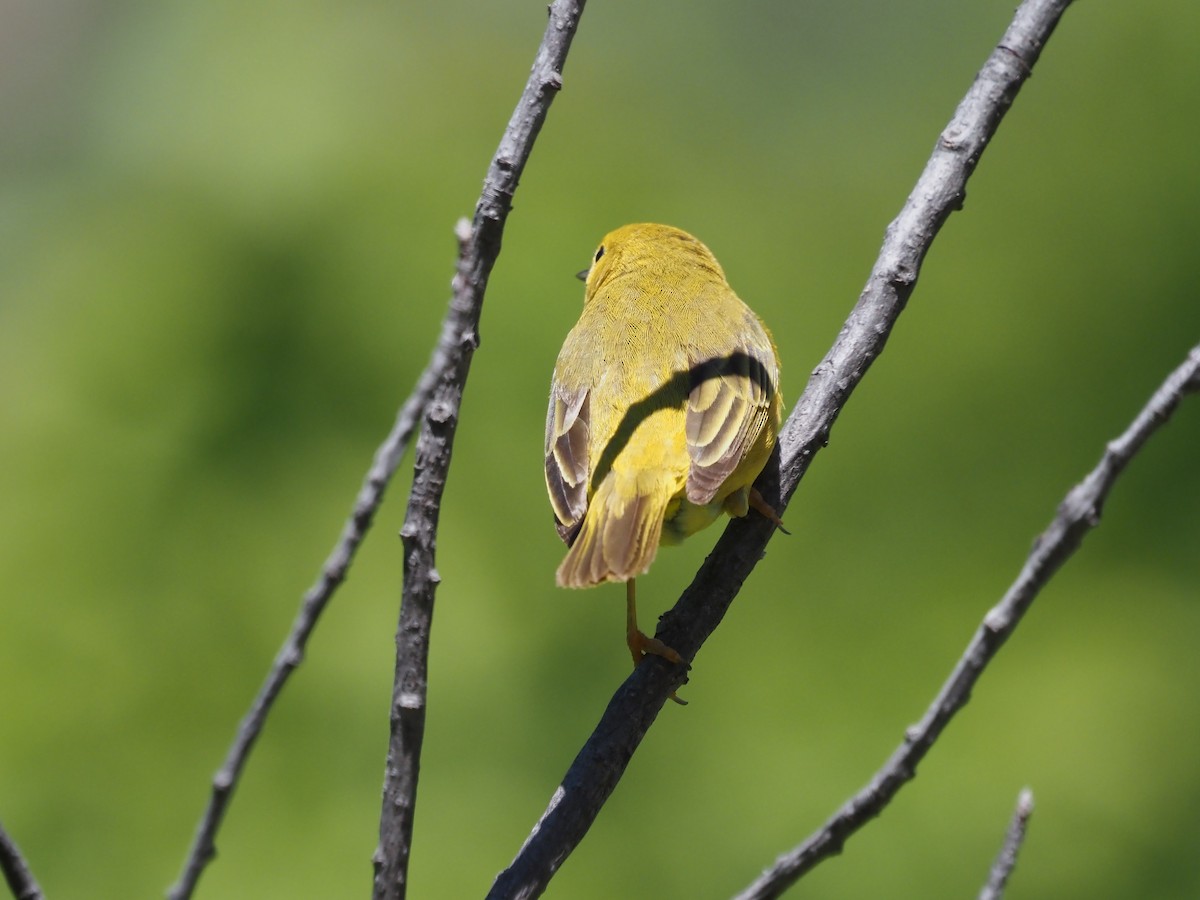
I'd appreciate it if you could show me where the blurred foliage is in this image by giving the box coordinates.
[2,1,1199,898]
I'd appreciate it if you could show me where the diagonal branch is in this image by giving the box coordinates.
[168,312,443,900]
[170,4,586,897]
[0,819,44,900]
[979,788,1036,900]
[371,3,587,899]
[734,344,1200,900]
[485,1,1074,897]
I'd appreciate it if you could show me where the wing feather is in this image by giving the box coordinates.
[685,334,777,506]
[545,383,590,545]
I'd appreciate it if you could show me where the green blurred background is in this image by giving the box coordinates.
[2,1,1199,897]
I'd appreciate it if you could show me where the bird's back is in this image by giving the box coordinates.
[545,224,781,588]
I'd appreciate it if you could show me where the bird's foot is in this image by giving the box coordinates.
[628,630,687,706]
[628,629,683,666]
[749,488,790,535]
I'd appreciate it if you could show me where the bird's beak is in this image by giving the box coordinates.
[575,268,589,282]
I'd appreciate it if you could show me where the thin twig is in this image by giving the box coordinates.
[979,788,1036,900]
[167,4,586,897]
[734,344,1200,899]
[167,350,441,900]
[0,819,44,900]
[370,3,587,899]
[485,2,1074,897]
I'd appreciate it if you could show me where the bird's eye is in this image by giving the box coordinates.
[594,246,605,263]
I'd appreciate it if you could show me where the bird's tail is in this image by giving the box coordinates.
[556,474,670,588]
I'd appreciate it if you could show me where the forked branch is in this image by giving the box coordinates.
[169,4,588,899]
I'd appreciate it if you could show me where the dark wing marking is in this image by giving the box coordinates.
[545,382,590,545]
[685,343,776,505]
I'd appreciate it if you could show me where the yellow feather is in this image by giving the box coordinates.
[545,223,783,587]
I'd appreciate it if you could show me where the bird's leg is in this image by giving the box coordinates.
[625,579,687,705]
[625,578,681,665]
[749,487,791,535]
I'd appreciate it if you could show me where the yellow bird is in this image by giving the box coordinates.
[545,223,783,683]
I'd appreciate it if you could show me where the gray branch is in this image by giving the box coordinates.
[168,289,444,900]
[168,4,586,897]
[979,788,1036,900]
[371,3,587,899]
[485,1,1075,898]
[0,820,44,900]
[735,346,1200,899]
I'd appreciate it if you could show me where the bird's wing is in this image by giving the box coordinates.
[684,336,777,506]
[545,380,591,546]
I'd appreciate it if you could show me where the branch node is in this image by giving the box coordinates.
[982,605,1008,633]
[887,263,916,288]
[398,691,424,711]
[427,397,455,424]
[996,43,1034,75]
[939,125,967,151]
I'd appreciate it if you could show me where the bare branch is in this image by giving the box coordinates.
[734,345,1200,899]
[485,2,1074,898]
[371,3,587,899]
[979,788,1036,900]
[0,819,44,900]
[169,3,587,895]
[168,306,442,900]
